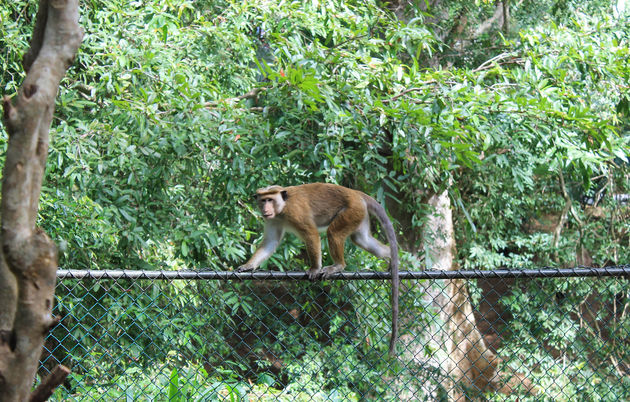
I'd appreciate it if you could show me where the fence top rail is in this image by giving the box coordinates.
[56,265,630,280]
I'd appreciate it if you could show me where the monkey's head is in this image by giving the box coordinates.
[255,186,288,219]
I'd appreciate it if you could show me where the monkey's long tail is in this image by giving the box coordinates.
[364,195,399,357]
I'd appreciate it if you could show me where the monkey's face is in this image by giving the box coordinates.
[255,186,288,220]
[257,193,285,219]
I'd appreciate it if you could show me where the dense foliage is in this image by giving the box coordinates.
[1,0,628,399]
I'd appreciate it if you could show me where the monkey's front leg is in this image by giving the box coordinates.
[238,224,284,272]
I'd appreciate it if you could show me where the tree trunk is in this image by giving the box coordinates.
[424,190,499,400]
[473,1,510,38]
[0,0,82,400]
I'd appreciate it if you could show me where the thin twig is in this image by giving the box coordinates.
[553,170,572,263]
[382,82,438,103]
[473,52,523,73]
[204,87,269,108]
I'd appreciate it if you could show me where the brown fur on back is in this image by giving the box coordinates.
[282,183,366,229]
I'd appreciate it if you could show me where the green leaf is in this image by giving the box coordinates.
[257,373,275,386]
[168,368,179,401]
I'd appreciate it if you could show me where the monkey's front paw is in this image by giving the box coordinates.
[307,268,323,280]
[237,264,255,272]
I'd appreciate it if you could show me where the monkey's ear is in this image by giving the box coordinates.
[281,190,288,200]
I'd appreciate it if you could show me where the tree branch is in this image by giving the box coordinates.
[29,365,71,402]
[22,0,49,72]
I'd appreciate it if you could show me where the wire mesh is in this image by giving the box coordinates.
[40,266,630,401]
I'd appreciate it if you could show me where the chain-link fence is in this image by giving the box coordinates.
[41,266,630,401]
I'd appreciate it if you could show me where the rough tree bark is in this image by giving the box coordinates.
[424,190,499,400]
[0,0,82,400]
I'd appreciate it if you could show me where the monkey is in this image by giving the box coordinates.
[237,183,399,356]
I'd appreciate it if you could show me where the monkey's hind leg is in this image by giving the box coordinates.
[321,262,345,279]
[321,228,350,279]
[322,209,363,279]
[350,218,390,259]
